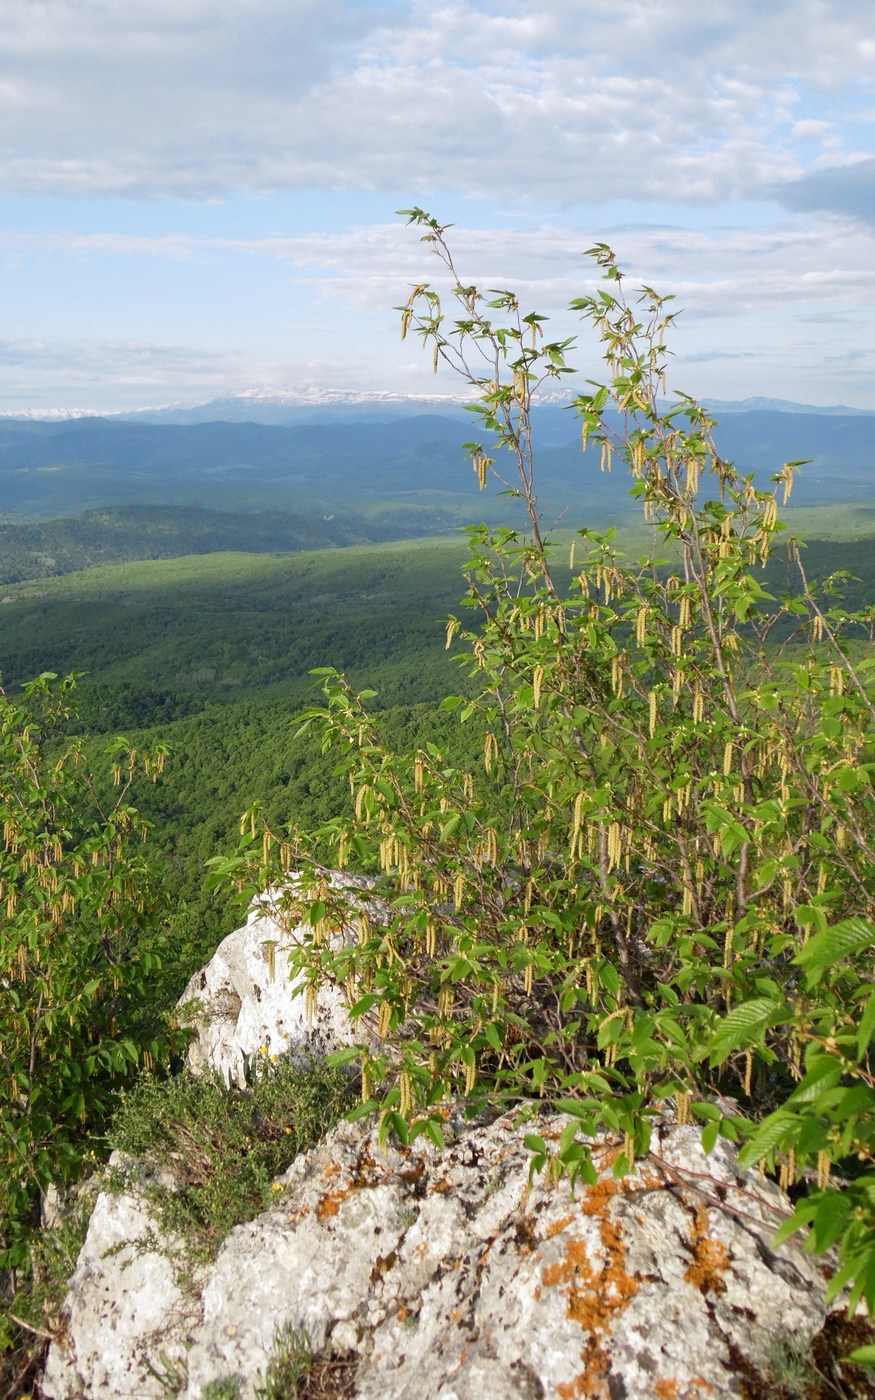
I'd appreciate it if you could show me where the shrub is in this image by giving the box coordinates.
[223,212,875,1314]
[110,1057,352,1264]
[0,673,172,1268]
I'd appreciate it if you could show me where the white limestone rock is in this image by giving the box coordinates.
[177,872,383,1086]
[41,1157,198,1400]
[43,1114,845,1400]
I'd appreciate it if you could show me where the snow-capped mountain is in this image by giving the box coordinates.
[0,387,872,426]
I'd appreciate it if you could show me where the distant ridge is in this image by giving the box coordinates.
[3,387,872,426]
[702,396,875,417]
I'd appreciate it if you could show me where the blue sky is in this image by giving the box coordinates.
[1,0,874,411]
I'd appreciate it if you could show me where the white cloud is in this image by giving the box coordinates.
[0,0,871,202]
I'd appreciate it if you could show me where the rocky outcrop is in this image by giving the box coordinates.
[43,1110,853,1400]
[177,873,383,1086]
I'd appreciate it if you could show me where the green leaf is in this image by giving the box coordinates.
[810,1191,852,1253]
[846,1346,875,1368]
[738,1111,797,1169]
[796,918,875,981]
[785,1056,844,1105]
[708,998,783,1066]
[701,1121,719,1155]
[858,993,875,1061]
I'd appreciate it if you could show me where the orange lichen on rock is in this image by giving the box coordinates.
[544,1213,576,1240]
[683,1205,730,1296]
[316,1184,356,1220]
[654,1381,681,1400]
[542,1178,641,1398]
[315,1145,382,1221]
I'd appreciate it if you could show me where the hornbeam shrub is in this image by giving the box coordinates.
[0,674,170,1267]
[225,212,875,1315]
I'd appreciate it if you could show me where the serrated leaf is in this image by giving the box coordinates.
[795,918,875,979]
[811,1191,852,1253]
[785,1056,844,1105]
[738,1111,797,1169]
[709,997,782,1066]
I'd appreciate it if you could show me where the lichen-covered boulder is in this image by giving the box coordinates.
[177,872,382,1086]
[43,1111,863,1400]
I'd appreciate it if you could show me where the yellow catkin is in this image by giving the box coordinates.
[426,921,437,958]
[361,1063,372,1103]
[648,690,658,737]
[743,1051,753,1098]
[524,963,534,995]
[600,440,612,474]
[438,985,452,1018]
[465,1059,477,1095]
[266,942,276,982]
[723,741,733,777]
[675,1092,691,1126]
[399,1069,413,1116]
[305,982,317,1027]
[378,1000,392,1039]
[454,871,465,911]
[533,665,544,709]
[816,1151,832,1189]
[484,731,498,774]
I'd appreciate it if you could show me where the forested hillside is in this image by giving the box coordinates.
[0,406,872,521]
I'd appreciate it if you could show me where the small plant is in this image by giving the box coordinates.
[110,1057,352,1265]
[202,1378,243,1400]
[256,1323,358,1400]
[763,1332,818,1398]
[256,1325,313,1399]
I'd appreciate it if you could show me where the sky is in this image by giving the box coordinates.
[1,0,874,412]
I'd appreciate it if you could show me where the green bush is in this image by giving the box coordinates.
[110,1057,352,1264]
[0,673,172,1268]
[223,212,875,1315]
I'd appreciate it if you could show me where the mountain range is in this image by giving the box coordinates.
[0,401,872,524]
[2,388,873,427]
